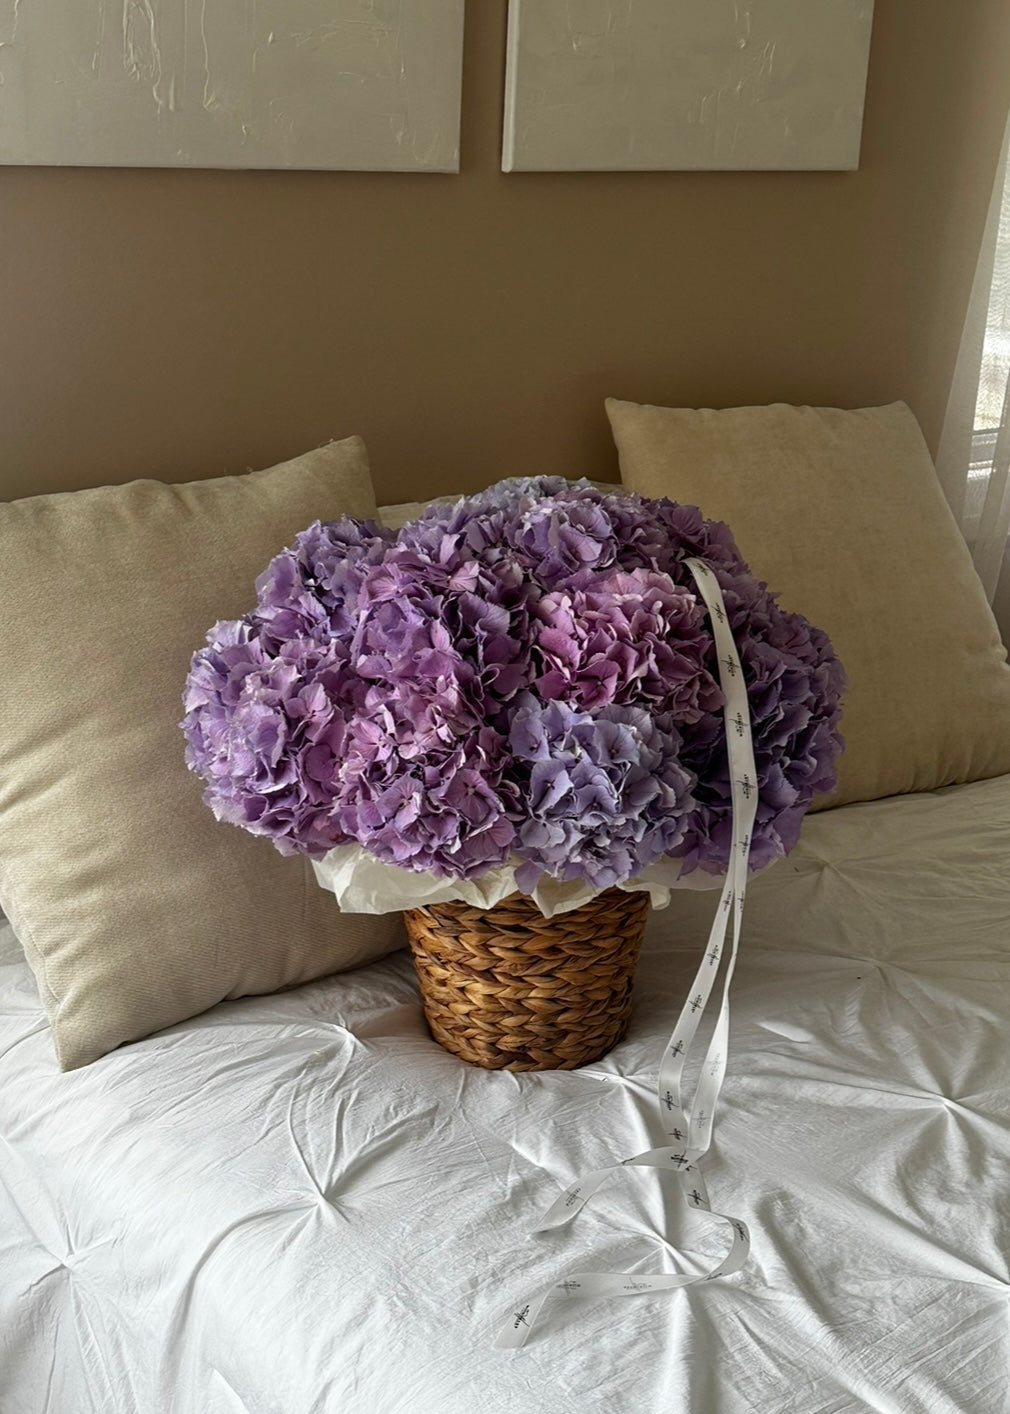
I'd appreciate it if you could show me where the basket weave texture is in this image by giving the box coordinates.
[404,888,649,1071]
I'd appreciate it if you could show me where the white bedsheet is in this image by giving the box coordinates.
[2,776,1009,1414]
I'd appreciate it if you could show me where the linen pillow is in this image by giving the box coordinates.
[0,439,404,1070]
[606,398,1010,807]
[378,498,451,529]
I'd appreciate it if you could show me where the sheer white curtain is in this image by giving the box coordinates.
[937,106,1010,643]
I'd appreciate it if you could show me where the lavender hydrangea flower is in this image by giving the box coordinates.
[182,633,361,858]
[533,567,722,720]
[666,573,845,876]
[508,697,694,893]
[181,512,394,859]
[181,477,846,889]
[353,542,532,708]
[254,516,395,649]
[334,694,515,879]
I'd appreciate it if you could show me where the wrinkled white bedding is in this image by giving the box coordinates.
[2,776,1009,1414]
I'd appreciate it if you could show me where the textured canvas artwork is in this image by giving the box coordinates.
[503,0,875,172]
[0,0,465,170]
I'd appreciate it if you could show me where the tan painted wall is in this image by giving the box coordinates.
[1,0,1009,505]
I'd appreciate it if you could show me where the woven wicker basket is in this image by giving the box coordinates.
[403,888,649,1071]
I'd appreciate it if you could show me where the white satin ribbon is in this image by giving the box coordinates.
[495,557,758,1350]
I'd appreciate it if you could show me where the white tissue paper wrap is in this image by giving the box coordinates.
[312,845,723,919]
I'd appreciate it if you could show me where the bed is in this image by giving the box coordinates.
[2,401,1009,1413]
[3,771,1009,1413]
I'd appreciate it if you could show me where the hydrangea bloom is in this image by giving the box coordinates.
[508,697,694,893]
[533,568,720,718]
[182,478,845,890]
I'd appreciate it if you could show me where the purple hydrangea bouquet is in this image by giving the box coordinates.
[182,477,845,922]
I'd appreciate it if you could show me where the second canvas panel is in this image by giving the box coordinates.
[503,0,875,172]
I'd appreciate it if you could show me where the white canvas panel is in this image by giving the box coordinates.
[0,0,465,171]
[503,0,874,171]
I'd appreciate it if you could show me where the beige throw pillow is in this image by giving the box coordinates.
[0,439,404,1070]
[607,398,1010,807]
